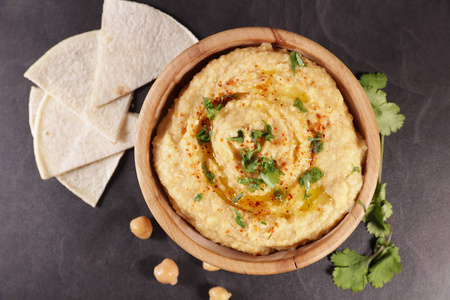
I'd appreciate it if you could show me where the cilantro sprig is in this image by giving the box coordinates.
[331,73,404,292]
[331,231,402,292]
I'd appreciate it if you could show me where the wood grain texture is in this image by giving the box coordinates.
[135,27,380,275]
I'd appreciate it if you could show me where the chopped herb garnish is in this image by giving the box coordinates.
[203,97,223,120]
[290,51,307,76]
[201,163,215,184]
[261,220,267,225]
[294,97,307,113]
[274,188,287,204]
[268,233,272,240]
[240,142,262,172]
[308,131,324,154]
[251,130,264,141]
[228,129,245,143]
[251,120,274,142]
[259,156,284,189]
[299,167,324,200]
[234,209,245,228]
[232,192,244,203]
[195,126,212,145]
[346,166,361,178]
[220,93,239,101]
[194,193,203,202]
[237,176,265,192]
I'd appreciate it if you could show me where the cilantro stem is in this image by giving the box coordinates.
[379,135,385,183]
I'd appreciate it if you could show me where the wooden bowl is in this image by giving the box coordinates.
[135,27,380,275]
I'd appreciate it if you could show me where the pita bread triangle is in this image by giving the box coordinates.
[33,92,137,180]
[90,0,198,107]
[24,30,132,142]
[29,87,124,207]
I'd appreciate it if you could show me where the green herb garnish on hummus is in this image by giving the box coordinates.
[299,167,324,200]
[228,129,245,143]
[290,51,307,76]
[195,126,212,145]
[294,97,307,113]
[194,193,203,202]
[201,163,215,184]
[234,209,245,228]
[203,97,223,120]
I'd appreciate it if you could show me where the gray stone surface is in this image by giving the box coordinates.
[1,0,449,299]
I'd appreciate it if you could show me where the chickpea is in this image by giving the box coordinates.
[130,216,153,239]
[154,258,179,285]
[209,286,232,300]
[202,262,220,272]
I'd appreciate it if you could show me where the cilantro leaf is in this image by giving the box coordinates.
[299,167,324,200]
[234,209,245,228]
[228,129,245,143]
[240,142,262,172]
[201,163,215,184]
[362,183,392,237]
[203,97,223,120]
[260,169,284,189]
[251,130,264,142]
[237,176,264,192]
[195,126,212,145]
[368,238,402,288]
[290,51,307,76]
[262,120,274,142]
[346,166,361,178]
[251,120,274,142]
[308,131,324,154]
[294,97,307,113]
[359,73,405,136]
[274,188,287,204]
[194,193,203,202]
[359,73,387,90]
[331,249,370,292]
[259,156,284,189]
[261,220,267,225]
[232,192,244,203]
[220,93,239,101]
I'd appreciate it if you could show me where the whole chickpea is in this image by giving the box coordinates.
[130,216,153,239]
[202,262,220,272]
[154,258,179,285]
[209,286,232,300]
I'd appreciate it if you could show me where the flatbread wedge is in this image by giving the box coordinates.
[29,87,124,207]
[24,30,132,142]
[90,0,198,107]
[33,93,137,180]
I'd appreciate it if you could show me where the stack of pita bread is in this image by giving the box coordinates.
[24,0,198,207]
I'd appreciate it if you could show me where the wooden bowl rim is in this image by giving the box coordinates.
[135,27,380,275]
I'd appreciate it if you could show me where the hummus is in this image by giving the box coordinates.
[153,43,367,255]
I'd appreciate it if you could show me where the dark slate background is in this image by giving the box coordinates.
[1,0,450,299]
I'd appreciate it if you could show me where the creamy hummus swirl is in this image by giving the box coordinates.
[153,43,367,255]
